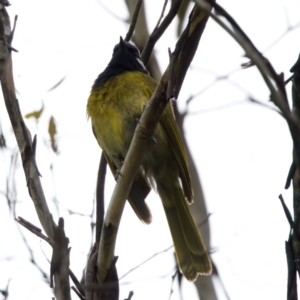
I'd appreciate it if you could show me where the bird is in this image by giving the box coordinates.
[87,37,212,281]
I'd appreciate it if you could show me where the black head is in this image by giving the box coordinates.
[109,37,148,74]
[92,37,149,89]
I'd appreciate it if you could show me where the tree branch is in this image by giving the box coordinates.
[194,0,300,297]
[97,0,214,286]
[124,0,143,42]
[0,6,71,299]
[96,152,107,243]
[0,7,56,239]
[141,0,182,66]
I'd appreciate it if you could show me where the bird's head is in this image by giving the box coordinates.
[108,37,149,75]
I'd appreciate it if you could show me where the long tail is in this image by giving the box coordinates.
[157,183,212,281]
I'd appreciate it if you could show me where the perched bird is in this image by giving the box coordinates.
[87,37,212,281]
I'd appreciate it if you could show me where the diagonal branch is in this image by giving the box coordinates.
[95,152,107,243]
[97,1,213,285]
[194,0,300,296]
[0,7,56,240]
[194,0,297,132]
[0,6,71,300]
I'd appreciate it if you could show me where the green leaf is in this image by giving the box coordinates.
[48,116,58,153]
[24,105,44,120]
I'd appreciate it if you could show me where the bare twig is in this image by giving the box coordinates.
[96,1,125,22]
[0,119,6,147]
[15,217,51,244]
[154,0,168,29]
[197,212,213,228]
[168,270,178,300]
[0,279,10,300]
[17,216,72,299]
[194,1,300,297]
[124,291,134,300]
[14,217,50,283]
[0,7,73,299]
[119,246,173,280]
[172,2,215,98]
[69,269,86,298]
[279,194,297,300]
[263,20,300,53]
[0,6,56,239]
[186,66,242,105]
[211,261,232,300]
[194,0,296,130]
[96,152,107,243]
[141,0,182,66]
[124,0,161,80]
[71,286,86,300]
[124,0,143,42]
[279,194,294,228]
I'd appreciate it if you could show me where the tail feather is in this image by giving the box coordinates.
[158,184,212,281]
[173,189,206,255]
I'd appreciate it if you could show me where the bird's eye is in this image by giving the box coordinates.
[133,51,139,58]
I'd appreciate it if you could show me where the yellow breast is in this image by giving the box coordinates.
[87,71,157,158]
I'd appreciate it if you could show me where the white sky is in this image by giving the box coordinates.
[1,0,300,299]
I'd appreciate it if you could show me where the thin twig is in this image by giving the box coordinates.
[263,20,300,53]
[172,2,215,98]
[119,246,173,280]
[71,286,86,300]
[16,216,82,298]
[14,217,50,283]
[69,269,85,298]
[0,8,56,238]
[125,0,143,42]
[154,0,168,29]
[15,217,51,244]
[168,270,178,300]
[141,0,182,65]
[211,261,232,300]
[96,152,107,243]
[279,194,294,228]
[194,0,294,128]
[197,213,213,228]
[125,291,134,300]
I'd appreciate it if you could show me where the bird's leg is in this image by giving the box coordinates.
[114,154,124,181]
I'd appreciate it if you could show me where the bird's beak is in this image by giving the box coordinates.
[119,36,127,52]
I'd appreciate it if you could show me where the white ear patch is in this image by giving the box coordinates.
[136,57,147,71]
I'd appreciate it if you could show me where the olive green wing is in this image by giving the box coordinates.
[101,149,152,224]
[159,104,193,203]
